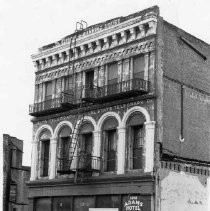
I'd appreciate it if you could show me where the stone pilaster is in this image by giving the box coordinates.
[98,65,105,87]
[34,85,39,103]
[42,83,46,101]
[117,60,123,83]
[94,67,99,87]
[144,121,155,173]
[149,51,155,91]
[117,127,126,174]
[49,138,57,179]
[144,53,149,81]
[122,58,130,81]
[92,131,101,174]
[30,141,38,181]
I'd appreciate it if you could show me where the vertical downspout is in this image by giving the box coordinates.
[180,85,184,156]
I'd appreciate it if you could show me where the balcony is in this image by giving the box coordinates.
[29,91,76,117]
[83,78,149,103]
[57,155,101,174]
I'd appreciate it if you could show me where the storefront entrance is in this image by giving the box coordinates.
[34,194,152,211]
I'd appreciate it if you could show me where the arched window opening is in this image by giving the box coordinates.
[39,130,51,177]
[57,126,71,172]
[102,117,118,172]
[78,122,94,170]
[126,112,145,170]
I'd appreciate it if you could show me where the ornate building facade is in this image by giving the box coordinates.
[27,6,210,211]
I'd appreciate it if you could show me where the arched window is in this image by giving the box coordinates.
[126,112,145,170]
[39,130,51,177]
[57,126,71,172]
[78,122,94,170]
[102,117,118,172]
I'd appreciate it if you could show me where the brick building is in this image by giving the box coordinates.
[28,6,210,211]
[3,134,31,211]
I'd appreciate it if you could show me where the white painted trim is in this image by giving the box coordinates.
[31,125,53,180]
[82,116,97,130]
[53,120,74,138]
[34,124,53,142]
[96,111,121,131]
[121,106,151,126]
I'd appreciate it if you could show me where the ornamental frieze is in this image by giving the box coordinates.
[33,98,154,132]
[35,38,155,84]
[32,11,157,60]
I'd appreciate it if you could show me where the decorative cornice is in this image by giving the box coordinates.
[35,38,155,85]
[32,10,157,61]
[31,14,157,73]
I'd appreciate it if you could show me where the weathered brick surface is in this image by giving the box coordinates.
[3,134,30,211]
[162,21,210,162]
[163,79,181,155]
[162,21,210,93]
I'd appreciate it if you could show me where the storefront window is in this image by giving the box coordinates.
[96,195,119,208]
[35,198,51,211]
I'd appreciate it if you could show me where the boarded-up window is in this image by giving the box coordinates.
[108,62,118,84]
[133,55,145,79]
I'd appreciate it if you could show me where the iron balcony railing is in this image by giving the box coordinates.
[84,78,149,100]
[57,155,101,173]
[29,97,62,114]
[29,90,76,115]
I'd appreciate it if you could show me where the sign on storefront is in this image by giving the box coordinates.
[89,209,118,211]
[123,196,144,211]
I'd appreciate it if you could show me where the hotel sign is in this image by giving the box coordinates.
[123,196,143,211]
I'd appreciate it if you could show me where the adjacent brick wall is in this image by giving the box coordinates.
[162,22,210,162]
[3,134,31,211]
[162,21,210,93]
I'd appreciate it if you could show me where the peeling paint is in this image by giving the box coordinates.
[161,171,208,211]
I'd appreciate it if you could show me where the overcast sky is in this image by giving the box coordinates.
[0,0,210,168]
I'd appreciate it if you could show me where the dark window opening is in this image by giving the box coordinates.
[133,55,145,79]
[79,133,93,169]
[108,62,118,85]
[105,129,117,172]
[132,125,144,169]
[45,81,52,100]
[85,70,94,89]
[41,139,50,176]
